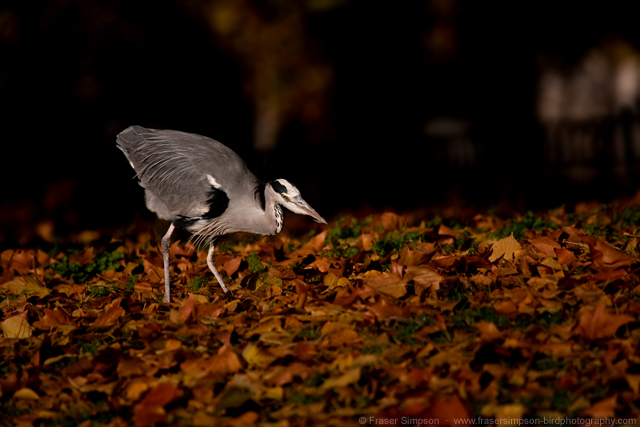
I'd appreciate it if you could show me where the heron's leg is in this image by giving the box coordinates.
[207,241,230,293]
[161,223,175,303]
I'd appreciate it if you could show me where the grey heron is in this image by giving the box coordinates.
[116,125,326,303]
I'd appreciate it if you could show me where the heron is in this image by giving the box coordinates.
[116,125,326,303]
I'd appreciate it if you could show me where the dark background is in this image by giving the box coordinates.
[2,0,640,245]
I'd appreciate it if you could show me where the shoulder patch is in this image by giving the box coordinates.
[203,186,230,219]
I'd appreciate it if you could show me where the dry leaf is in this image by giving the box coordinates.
[489,233,522,262]
[0,276,51,298]
[2,313,32,339]
[575,303,634,340]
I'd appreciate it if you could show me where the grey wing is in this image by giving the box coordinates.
[116,125,259,222]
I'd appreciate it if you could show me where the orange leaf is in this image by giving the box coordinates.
[365,272,408,298]
[474,321,504,341]
[221,256,242,276]
[555,248,577,266]
[575,303,634,340]
[178,294,196,322]
[33,308,75,330]
[208,345,242,376]
[494,300,517,315]
[132,383,182,427]
[529,236,561,257]
[93,298,126,326]
[581,394,618,418]
[381,212,404,231]
[426,394,471,426]
[406,265,444,292]
[367,297,410,320]
[583,235,638,269]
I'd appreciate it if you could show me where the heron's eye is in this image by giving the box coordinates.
[281,194,288,200]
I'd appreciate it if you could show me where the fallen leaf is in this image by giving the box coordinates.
[242,342,278,368]
[320,367,361,390]
[178,294,196,321]
[426,394,470,425]
[365,272,408,298]
[132,383,183,427]
[474,321,504,341]
[0,276,51,298]
[93,298,126,326]
[1,313,32,339]
[33,308,75,330]
[489,233,522,262]
[529,236,561,257]
[407,265,444,292]
[583,235,639,269]
[575,303,634,340]
[581,394,618,418]
[13,388,39,399]
[555,247,577,265]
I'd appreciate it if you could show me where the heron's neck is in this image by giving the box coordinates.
[262,190,284,235]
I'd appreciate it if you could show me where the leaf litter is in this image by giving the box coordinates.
[1,205,640,426]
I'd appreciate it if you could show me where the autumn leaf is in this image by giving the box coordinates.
[33,308,75,330]
[365,272,408,298]
[0,276,51,298]
[581,394,618,418]
[582,235,639,269]
[93,297,126,326]
[575,303,634,340]
[489,233,522,262]
[1,313,32,339]
[529,236,561,257]
[5,204,640,423]
[132,383,183,426]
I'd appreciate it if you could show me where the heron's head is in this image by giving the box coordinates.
[269,179,327,224]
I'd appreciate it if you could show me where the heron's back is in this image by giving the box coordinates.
[116,126,260,225]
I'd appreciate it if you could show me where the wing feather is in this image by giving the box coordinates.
[116,125,259,220]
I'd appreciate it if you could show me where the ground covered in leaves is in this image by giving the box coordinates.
[2,202,640,426]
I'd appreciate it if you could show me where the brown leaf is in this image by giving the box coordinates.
[581,394,618,418]
[381,212,405,231]
[208,345,243,376]
[367,297,410,320]
[365,272,408,298]
[396,246,430,266]
[69,247,95,265]
[494,300,517,315]
[320,367,361,390]
[178,294,196,322]
[1,313,32,339]
[0,276,51,298]
[221,256,242,276]
[555,247,577,265]
[1,249,48,275]
[143,256,164,283]
[474,321,504,341]
[93,298,126,327]
[132,383,183,427]
[426,394,471,425]
[489,233,522,262]
[583,235,639,269]
[407,265,444,292]
[529,236,561,257]
[242,342,277,368]
[575,303,634,340]
[264,362,314,386]
[33,308,75,330]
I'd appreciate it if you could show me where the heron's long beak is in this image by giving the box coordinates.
[294,196,327,224]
